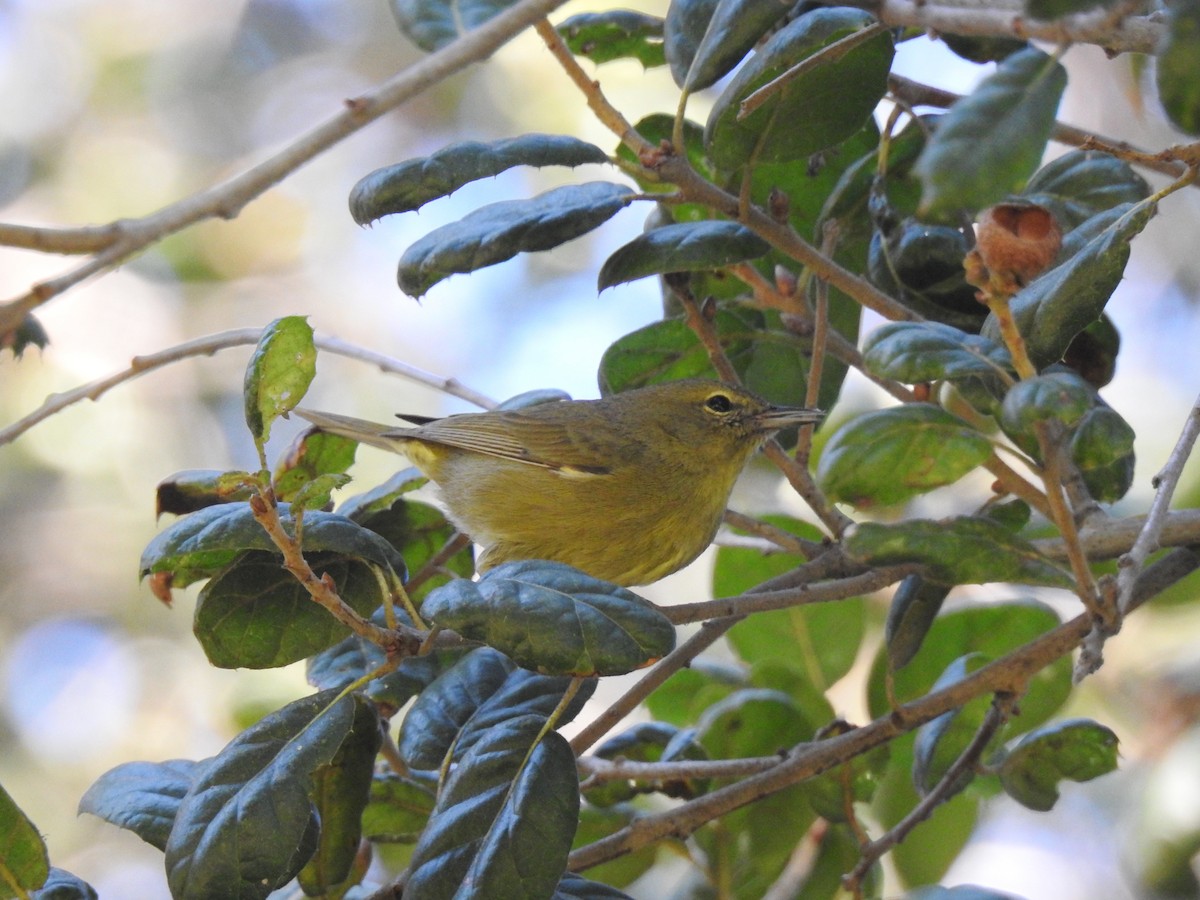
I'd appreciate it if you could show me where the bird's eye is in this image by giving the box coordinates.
[705,393,734,413]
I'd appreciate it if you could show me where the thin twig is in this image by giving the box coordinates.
[578,752,785,788]
[0,0,574,336]
[722,509,824,558]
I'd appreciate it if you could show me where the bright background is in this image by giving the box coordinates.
[2,1,1200,897]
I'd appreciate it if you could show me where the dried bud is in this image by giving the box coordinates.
[973,202,1062,291]
[767,187,790,223]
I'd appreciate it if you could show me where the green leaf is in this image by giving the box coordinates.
[571,807,658,890]
[695,689,814,759]
[1025,0,1118,17]
[912,654,993,794]
[361,773,436,842]
[298,697,382,896]
[866,221,985,330]
[982,200,1156,368]
[999,370,1095,437]
[348,135,609,223]
[1071,404,1136,503]
[29,868,98,900]
[644,661,744,726]
[677,0,798,92]
[422,560,676,676]
[597,221,769,291]
[397,647,594,770]
[845,516,1073,588]
[998,718,1119,811]
[195,552,384,669]
[705,8,893,170]
[406,715,579,900]
[557,11,665,68]
[862,322,1013,383]
[397,181,632,296]
[886,574,951,670]
[3,312,48,359]
[244,316,315,444]
[1022,149,1150,229]
[1157,0,1200,135]
[554,872,637,899]
[273,430,358,504]
[0,780,50,896]
[915,48,1067,216]
[139,502,406,588]
[663,0,718,88]
[155,470,257,517]
[586,722,709,807]
[164,690,359,900]
[390,0,519,52]
[79,759,203,851]
[817,404,992,507]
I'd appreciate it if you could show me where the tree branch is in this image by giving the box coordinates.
[0,0,573,337]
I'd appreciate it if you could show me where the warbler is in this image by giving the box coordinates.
[295,379,822,586]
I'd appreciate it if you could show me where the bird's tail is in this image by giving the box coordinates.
[292,408,407,453]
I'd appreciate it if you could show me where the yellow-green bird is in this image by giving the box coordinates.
[295,379,822,586]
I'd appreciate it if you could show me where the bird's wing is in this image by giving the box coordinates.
[410,414,615,476]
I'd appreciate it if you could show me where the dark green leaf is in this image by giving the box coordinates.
[557,11,665,68]
[335,466,428,519]
[817,404,992,507]
[390,0,519,52]
[644,661,744,726]
[4,312,48,358]
[587,722,708,807]
[999,370,1095,436]
[361,773,436,842]
[1025,0,1117,18]
[941,32,1029,64]
[244,316,315,444]
[886,574,951,670]
[695,688,813,759]
[572,806,659,890]
[998,718,1119,811]
[397,647,594,770]
[680,0,797,92]
[155,470,257,518]
[867,221,985,329]
[913,654,993,794]
[664,0,719,88]
[554,872,637,899]
[598,221,769,291]
[1022,149,1150,229]
[307,626,464,709]
[0,780,50,894]
[915,48,1067,216]
[298,697,381,895]
[863,322,1013,383]
[29,868,98,900]
[1071,404,1135,502]
[139,502,406,588]
[348,135,609,223]
[616,114,713,196]
[983,201,1156,368]
[1063,313,1120,388]
[397,181,632,296]
[804,724,890,823]
[79,759,203,851]
[1157,0,1200,135]
[406,715,579,900]
[845,516,1072,588]
[422,560,676,676]
[705,8,893,169]
[164,690,357,900]
[273,430,358,504]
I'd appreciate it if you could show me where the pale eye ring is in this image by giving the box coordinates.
[705,393,733,413]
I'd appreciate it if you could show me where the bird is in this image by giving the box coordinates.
[294,378,823,586]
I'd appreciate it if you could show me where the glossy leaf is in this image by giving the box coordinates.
[361,773,436,842]
[79,759,203,851]
[1071,404,1135,502]
[867,221,985,329]
[705,8,893,169]
[4,312,48,359]
[406,715,579,900]
[663,0,719,88]
[554,872,637,899]
[422,560,676,676]
[913,653,993,794]
[863,322,1013,383]
[1022,149,1150,229]
[695,689,813,759]
[983,200,1156,368]
[243,315,315,444]
[139,502,406,588]
[998,718,1119,811]
[164,691,359,900]
[558,11,665,68]
[1157,0,1200,135]
[155,470,257,517]
[28,868,98,900]
[348,135,609,223]
[886,574,952,670]
[586,722,708,807]
[915,48,1066,216]
[391,0,520,52]
[845,516,1072,588]
[397,181,632,296]
[0,780,49,895]
[597,221,769,291]
[298,697,382,895]
[678,0,796,92]
[397,647,594,770]
[273,430,358,504]
[999,370,1095,436]
[817,404,992,507]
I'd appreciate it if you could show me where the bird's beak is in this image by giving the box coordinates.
[754,406,824,433]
